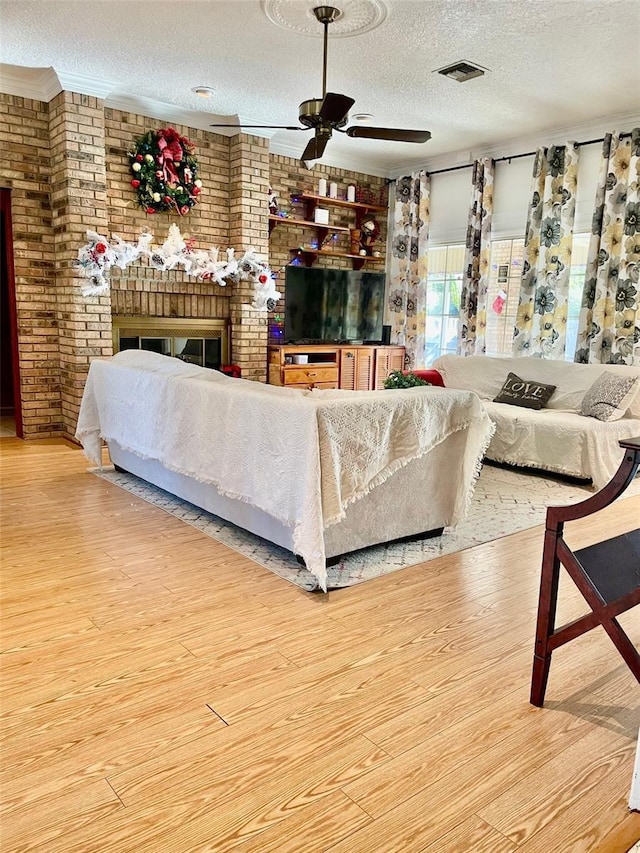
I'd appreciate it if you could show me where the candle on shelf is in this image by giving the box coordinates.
[347,185,356,202]
[318,178,327,196]
[329,181,337,199]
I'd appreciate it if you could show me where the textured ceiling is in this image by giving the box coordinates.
[1,0,639,177]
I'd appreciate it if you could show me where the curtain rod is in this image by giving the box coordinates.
[421,131,632,178]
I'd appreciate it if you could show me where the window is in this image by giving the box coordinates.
[425,235,590,362]
[485,235,590,360]
[565,234,590,359]
[485,239,525,358]
[424,244,464,364]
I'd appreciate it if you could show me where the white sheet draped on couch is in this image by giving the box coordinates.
[432,354,640,489]
[76,350,494,590]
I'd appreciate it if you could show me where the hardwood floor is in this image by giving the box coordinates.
[1,437,639,852]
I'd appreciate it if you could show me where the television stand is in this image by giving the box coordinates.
[268,343,405,391]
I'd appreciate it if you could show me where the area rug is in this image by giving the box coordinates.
[94,465,640,592]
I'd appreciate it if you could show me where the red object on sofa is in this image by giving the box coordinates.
[221,364,242,378]
[405,369,445,386]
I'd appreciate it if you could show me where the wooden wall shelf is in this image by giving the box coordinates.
[268,214,350,235]
[271,191,387,270]
[289,248,375,270]
[292,193,387,215]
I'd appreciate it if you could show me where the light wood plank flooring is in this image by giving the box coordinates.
[1,437,639,852]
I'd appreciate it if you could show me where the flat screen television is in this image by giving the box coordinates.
[284,266,386,344]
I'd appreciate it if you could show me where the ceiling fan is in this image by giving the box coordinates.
[209,5,431,167]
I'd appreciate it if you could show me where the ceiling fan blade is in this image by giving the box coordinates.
[209,124,306,130]
[345,126,432,143]
[319,93,355,125]
[301,134,330,163]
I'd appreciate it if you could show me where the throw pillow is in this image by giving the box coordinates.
[580,372,639,422]
[494,372,557,410]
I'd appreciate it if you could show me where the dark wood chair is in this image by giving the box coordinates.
[530,437,640,707]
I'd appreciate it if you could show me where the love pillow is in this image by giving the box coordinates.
[494,372,557,410]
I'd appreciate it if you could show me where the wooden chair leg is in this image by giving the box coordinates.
[530,528,562,707]
[530,653,552,708]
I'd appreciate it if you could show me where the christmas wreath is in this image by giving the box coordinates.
[129,127,202,215]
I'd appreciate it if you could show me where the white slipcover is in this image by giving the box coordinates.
[432,355,640,489]
[77,350,494,589]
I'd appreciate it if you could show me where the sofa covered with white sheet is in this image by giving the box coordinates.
[76,350,494,590]
[431,354,640,489]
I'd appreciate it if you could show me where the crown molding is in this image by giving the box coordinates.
[105,94,209,129]
[0,64,61,102]
[214,116,278,140]
[386,110,640,179]
[56,71,115,99]
[103,94,278,139]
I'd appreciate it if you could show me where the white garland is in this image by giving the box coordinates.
[75,224,280,311]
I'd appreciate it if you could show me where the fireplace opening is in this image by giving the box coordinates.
[112,317,230,370]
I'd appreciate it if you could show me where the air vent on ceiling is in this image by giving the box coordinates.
[436,61,487,82]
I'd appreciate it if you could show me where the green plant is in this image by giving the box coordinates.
[383,370,431,389]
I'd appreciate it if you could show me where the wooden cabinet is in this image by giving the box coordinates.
[268,344,405,391]
[268,345,339,390]
[340,347,375,391]
[374,346,406,390]
[269,193,387,271]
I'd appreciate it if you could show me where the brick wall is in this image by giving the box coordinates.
[0,93,60,438]
[229,134,270,382]
[49,91,112,437]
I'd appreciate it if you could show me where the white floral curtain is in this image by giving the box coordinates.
[457,158,494,355]
[387,172,430,369]
[512,143,579,358]
[575,128,640,365]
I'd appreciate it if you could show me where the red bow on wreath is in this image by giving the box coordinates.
[157,135,183,187]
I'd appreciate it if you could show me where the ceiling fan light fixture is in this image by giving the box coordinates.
[191,86,215,98]
[435,60,488,82]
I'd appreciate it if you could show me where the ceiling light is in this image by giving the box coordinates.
[435,61,488,82]
[352,113,374,123]
[192,86,215,98]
